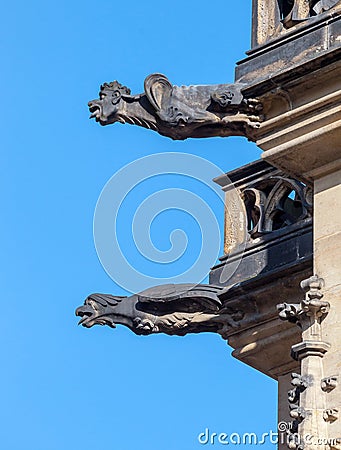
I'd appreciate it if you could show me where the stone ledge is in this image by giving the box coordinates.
[236,12,341,85]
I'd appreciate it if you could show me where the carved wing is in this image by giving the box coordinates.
[137,283,224,313]
[88,293,126,307]
[144,73,173,112]
[75,283,243,336]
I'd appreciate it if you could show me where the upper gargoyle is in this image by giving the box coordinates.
[88,73,262,141]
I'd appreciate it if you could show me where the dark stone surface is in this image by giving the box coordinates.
[281,0,340,26]
[237,12,341,88]
[210,220,312,287]
[251,0,341,48]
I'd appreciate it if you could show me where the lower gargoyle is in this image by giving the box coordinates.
[88,73,262,141]
[76,284,244,339]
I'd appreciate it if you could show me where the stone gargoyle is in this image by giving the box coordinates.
[88,73,262,141]
[76,284,245,339]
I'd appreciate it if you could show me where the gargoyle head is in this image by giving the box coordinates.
[76,293,128,328]
[76,292,161,335]
[88,81,131,125]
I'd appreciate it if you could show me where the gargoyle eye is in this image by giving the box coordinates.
[99,92,106,100]
[111,90,121,104]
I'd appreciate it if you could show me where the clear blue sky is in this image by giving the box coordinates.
[2,1,277,449]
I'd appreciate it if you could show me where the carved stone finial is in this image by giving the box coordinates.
[290,406,307,422]
[291,372,312,389]
[286,419,304,450]
[288,373,310,429]
[300,275,325,301]
[323,408,339,423]
[288,387,300,404]
[88,74,263,141]
[277,275,330,341]
[287,432,304,450]
[299,275,330,340]
[321,376,338,392]
[277,302,301,323]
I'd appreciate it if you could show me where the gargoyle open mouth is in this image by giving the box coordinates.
[75,305,97,327]
[76,294,124,328]
[76,304,116,328]
[88,101,102,121]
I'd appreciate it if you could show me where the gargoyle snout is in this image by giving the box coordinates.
[88,100,102,120]
[75,304,94,327]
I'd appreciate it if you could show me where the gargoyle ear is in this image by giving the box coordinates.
[144,73,172,112]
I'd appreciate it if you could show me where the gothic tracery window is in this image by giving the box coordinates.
[278,0,341,27]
